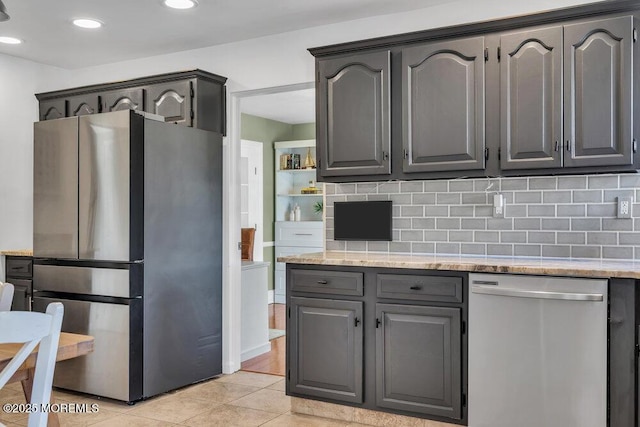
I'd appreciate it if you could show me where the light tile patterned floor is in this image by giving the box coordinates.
[0,371,378,427]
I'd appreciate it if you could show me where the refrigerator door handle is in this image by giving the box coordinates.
[471,285,604,302]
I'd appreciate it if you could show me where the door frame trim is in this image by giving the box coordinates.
[225,82,314,374]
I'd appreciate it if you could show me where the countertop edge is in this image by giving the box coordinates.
[1,250,33,257]
[278,253,640,280]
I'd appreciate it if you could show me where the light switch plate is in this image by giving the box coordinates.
[617,197,632,219]
[493,194,505,218]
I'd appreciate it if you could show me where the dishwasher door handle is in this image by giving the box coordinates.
[471,285,604,301]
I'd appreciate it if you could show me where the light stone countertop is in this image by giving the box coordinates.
[0,250,33,257]
[278,251,640,280]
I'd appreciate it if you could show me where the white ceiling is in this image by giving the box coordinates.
[241,89,315,124]
[0,0,448,69]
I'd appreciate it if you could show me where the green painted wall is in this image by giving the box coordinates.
[240,114,315,291]
[292,122,316,141]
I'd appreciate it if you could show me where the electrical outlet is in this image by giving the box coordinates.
[493,194,505,218]
[617,197,632,219]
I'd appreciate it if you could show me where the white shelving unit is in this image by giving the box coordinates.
[273,139,324,303]
[274,139,323,222]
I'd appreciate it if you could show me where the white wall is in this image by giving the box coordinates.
[0,54,63,251]
[37,0,599,94]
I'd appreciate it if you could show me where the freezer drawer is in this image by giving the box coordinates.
[33,264,137,298]
[33,296,142,402]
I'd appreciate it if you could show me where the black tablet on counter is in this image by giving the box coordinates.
[334,200,392,241]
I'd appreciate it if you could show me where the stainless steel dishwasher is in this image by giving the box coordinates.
[468,273,607,427]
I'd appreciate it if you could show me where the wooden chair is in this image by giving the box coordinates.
[0,303,64,427]
[241,227,256,261]
[0,282,14,311]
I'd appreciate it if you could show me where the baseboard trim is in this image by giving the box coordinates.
[241,342,272,362]
[268,290,275,304]
[275,294,285,304]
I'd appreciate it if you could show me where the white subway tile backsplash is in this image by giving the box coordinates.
[324,173,640,259]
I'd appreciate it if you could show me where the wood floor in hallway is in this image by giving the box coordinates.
[241,303,286,377]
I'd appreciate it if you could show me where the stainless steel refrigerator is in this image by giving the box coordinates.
[32,110,222,403]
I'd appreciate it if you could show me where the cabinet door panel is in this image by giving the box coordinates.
[402,37,485,173]
[102,88,144,112]
[289,297,363,403]
[68,94,99,117]
[376,304,461,419]
[146,80,193,127]
[564,16,633,167]
[500,26,563,170]
[318,51,391,177]
[39,99,66,121]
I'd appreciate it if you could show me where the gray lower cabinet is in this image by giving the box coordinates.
[500,26,563,170]
[287,266,467,423]
[376,304,461,419]
[5,256,33,311]
[564,16,634,168]
[102,88,144,112]
[289,297,363,403]
[402,37,486,173]
[317,50,391,178]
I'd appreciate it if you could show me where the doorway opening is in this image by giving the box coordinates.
[233,83,317,377]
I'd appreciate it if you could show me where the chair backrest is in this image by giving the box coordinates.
[0,282,14,311]
[241,227,256,261]
[0,302,64,427]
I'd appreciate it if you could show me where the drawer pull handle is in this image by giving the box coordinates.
[295,233,313,236]
[317,280,328,285]
[354,317,360,327]
[410,285,422,290]
[11,267,25,271]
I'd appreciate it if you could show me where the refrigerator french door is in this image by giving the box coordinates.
[33,110,223,402]
[34,112,137,262]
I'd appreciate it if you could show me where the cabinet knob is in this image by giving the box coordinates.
[410,285,422,290]
[316,280,328,285]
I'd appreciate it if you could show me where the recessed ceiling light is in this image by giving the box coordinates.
[0,36,22,45]
[164,0,198,10]
[73,18,103,29]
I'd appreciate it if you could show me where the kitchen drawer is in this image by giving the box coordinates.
[275,222,323,247]
[290,269,363,296]
[377,274,462,303]
[275,246,322,271]
[6,258,33,278]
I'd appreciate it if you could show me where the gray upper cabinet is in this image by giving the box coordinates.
[317,50,391,178]
[289,297,363,404]
[102,88,144,113]
[564,16,634,168]
[376,304,462,419]
[402,37,486,173]
[39,99,66,121]
[68,94,100,117]
[36,70,226,135]
[500,26,563,170]
[145,80,193,127]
